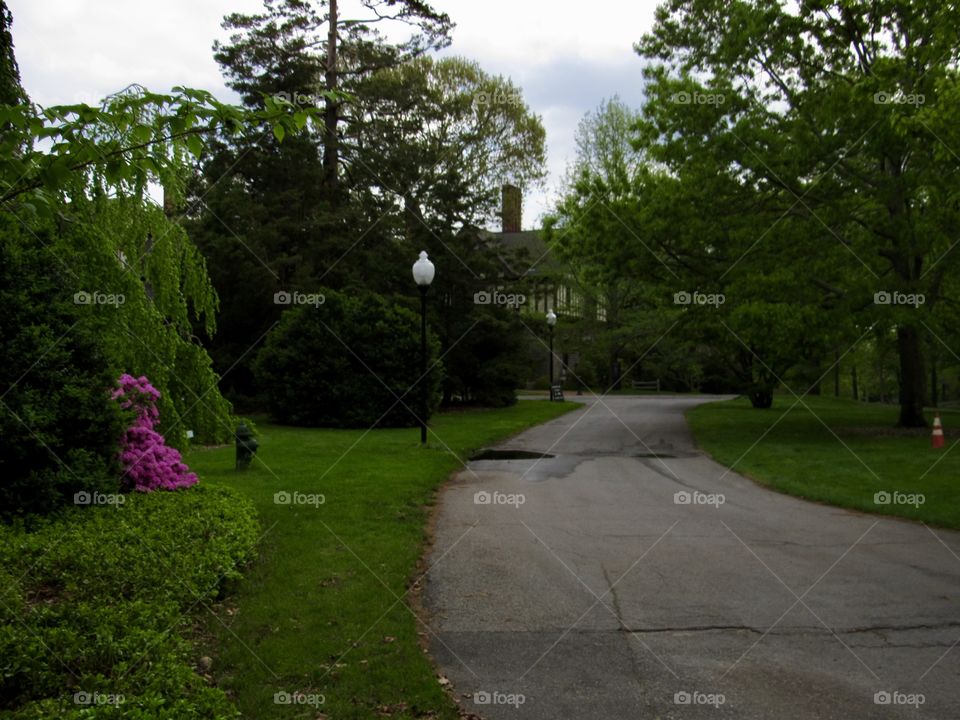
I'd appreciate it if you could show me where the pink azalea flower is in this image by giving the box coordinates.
[113,374,199,492]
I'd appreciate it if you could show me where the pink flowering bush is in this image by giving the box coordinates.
[113,374,198,492]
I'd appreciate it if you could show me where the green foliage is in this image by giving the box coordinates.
[0,194,234,452]
[192,0,454,397]
[0,18,330,451]
[440,309,533,407]
[547,96,708,393]
[0,84,330,219]
[0,485,259,718]
[74,197,234,446]
[0,216,124,519]
[552,4,960,414]
[195,7,546,406]
[255,289,441,427]
[631,0,960,423]
[0,1,25,106]
[0,79,303,448]
[351,55,548,409]
[356,55,547,227]
[214,0,452,109]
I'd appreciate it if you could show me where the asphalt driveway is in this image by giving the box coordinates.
[424,395,960,719]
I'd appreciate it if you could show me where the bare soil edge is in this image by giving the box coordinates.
[410,473,484,720]
[410,402,585,719]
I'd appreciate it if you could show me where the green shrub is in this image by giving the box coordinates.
[0,485,259,718]
[0,217,124,519]
[440,309,532,407]
[255,289,442,427]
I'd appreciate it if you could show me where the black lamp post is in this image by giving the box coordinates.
[412,251,435,444]
[546,309,557,400]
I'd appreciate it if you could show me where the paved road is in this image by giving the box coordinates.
[424,396,960,719]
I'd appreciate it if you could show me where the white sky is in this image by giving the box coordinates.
[8,0,659,228]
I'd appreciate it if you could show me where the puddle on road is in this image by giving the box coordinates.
[470,449,555,461]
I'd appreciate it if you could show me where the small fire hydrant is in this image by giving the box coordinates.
[235,423,259,470]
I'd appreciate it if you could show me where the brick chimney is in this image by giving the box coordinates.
[501,184,521,233]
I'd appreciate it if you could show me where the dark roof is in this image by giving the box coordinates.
[455,223,565,279]
[481,228,564,277]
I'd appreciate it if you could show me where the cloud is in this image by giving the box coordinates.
[492,56,650,226]
[436,0,659,67]
[7,0,257,105]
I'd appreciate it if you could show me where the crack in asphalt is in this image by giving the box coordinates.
[617,620,960,636]
[601,563,650,700]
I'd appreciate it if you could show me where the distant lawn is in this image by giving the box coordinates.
[187,400,579,720]
[687,396,960,529]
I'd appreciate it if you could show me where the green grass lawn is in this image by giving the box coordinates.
[687,396,960,529]
[187,400,579,720]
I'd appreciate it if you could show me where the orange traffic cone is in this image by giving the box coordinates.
[932,413,945,449]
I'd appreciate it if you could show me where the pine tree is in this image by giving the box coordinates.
[0,1,26,106]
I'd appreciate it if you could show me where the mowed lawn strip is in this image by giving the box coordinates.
[187,400,580,720]
[687,396,960,529]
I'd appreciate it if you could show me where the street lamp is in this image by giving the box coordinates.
[412,251,435,444]
[546,309,557,400]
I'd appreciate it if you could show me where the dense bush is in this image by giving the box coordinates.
[0,217,124,519]
[440,309,533,407]
[255,289,442,427]
[0,485,259,719]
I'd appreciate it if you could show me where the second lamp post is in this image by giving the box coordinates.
[412,251,435,444]
[546,309,557,400]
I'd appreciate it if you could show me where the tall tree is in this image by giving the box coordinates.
[635,0,960,425]
[213,0,452,196]
[191,0,453,394]
[0,0,25,106]
[548,97,662,390]
[352,56,547,405]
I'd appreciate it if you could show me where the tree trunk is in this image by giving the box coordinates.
[851,365,858,400]
[834,350,840,397]
[879,361,885,403]
[896,325,927,427]
[403,193,427,245]
[323,0,339,195]
[930,355,938,407]
[749,387,774,408]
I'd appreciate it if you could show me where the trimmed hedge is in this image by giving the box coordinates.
[0,485,259,719]
[0,217,124,520]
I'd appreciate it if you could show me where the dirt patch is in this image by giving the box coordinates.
[410,480,486,719]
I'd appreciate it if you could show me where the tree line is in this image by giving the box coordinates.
[549,0,960,427]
